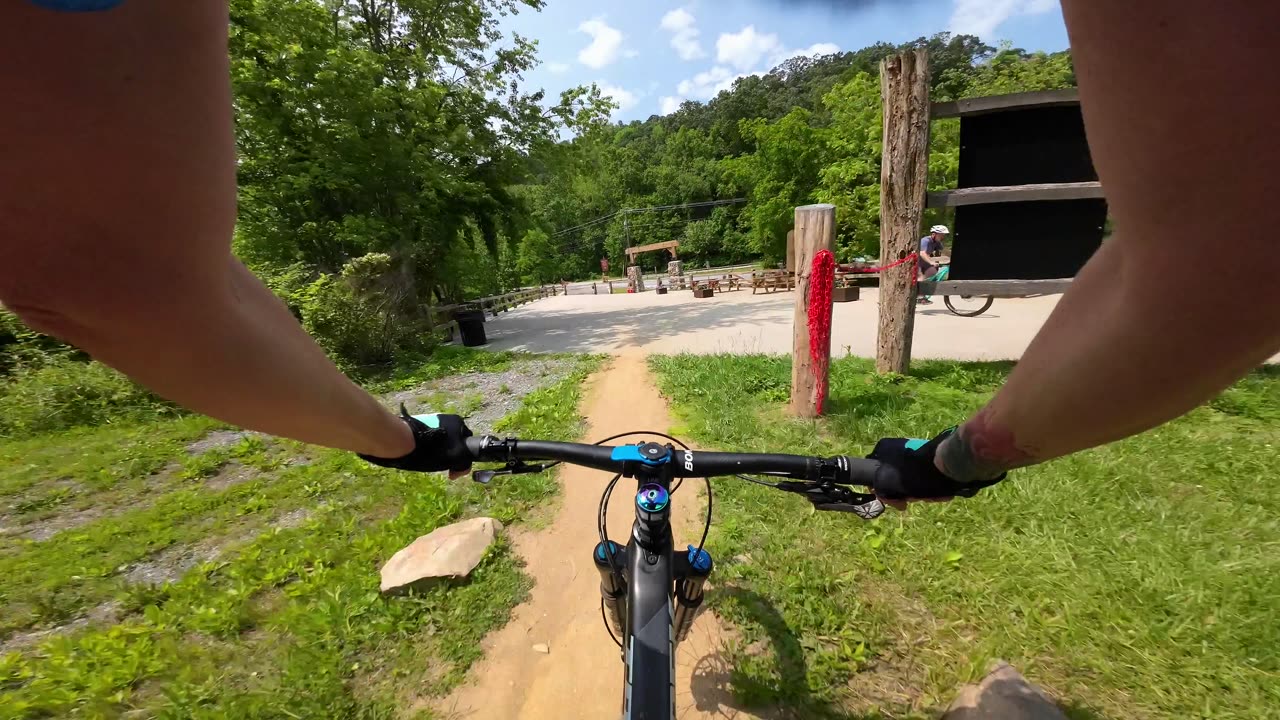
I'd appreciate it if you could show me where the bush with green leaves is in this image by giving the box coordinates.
[0,308,80,376]
[289,253,433,372]
[0,358,177,439]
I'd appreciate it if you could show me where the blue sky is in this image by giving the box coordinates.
[500,0,1069,123]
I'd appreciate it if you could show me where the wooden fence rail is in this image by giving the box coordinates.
[428,284,560,341]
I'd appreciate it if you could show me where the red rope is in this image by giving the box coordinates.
[807,250,836,414]
[845,251,919,285]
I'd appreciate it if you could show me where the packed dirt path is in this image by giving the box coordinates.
[436,354,766,719]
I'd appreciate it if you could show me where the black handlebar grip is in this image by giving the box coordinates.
[835,456,887,487]
[464,436,491,460]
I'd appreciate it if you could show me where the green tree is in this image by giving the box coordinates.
[817,72,883,258]
[723,109,828,261]
[230,0,608,309]
[516,229,560,285]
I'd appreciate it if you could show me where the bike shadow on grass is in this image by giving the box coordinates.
[685,585,923,720]
[686,586,1118,720]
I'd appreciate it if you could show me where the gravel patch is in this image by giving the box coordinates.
[0,601,123,655]
[273,508,312,530]
[186,430,256,455]
[124,540,226,586]
[205,462,258,492]
[387,357,580,435]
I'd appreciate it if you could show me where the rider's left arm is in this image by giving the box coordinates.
[0,2,415,460]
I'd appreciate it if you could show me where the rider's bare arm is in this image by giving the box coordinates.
[0,2,413,459]
[935,0,1280,483]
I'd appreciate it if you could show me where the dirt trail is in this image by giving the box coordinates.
[436,354,765,719]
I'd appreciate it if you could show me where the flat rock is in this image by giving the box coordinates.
[942,661,1067,720]
[379,517,503,594]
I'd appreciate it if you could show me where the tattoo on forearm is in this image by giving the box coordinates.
[938,407,1037,482]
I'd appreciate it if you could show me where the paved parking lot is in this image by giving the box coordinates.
[480,287,1065,360]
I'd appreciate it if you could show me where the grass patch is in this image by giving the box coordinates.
[361,345,524,393]
[0,351,601,718]
[650,354,1279,720]
[0,358,180,439]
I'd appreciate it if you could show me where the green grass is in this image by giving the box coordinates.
[650,355,1280,720]
[0,351,602,718]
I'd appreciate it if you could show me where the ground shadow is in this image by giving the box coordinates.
[690,586,1112,720]
[917,308,1003,319]
[687,586,910,720]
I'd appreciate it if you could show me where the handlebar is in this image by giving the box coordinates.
[463,435,888,487]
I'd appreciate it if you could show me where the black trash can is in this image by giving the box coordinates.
[455,309,488,347]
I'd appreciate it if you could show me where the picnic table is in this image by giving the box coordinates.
[750,270,794,294]
[688,274,742,293]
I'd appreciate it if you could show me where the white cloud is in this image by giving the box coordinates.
[659,96,683,115]
[547,61,570,74]
[948,0,1059,39]
[676,65,762,100]
[598,83,639,111]
[577,18,625,68]
[716,25,781,71]
[660,8,706,61]
[768,41,841,67]
[789,42,841,59]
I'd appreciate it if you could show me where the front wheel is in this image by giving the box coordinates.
[944,295,994,317]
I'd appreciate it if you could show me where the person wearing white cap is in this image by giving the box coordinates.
[917,225,950,304]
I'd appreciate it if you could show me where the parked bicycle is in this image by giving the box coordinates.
[465,431,892,720]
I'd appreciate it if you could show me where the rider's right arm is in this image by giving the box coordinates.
[928,0,1280,487]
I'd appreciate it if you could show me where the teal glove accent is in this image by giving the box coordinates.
[414,414,442,429]
[904,438,928,451]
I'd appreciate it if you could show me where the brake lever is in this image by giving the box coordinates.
[775,481,885,520]
[472,460,557,484]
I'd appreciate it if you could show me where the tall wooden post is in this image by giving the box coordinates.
[876,49,930,374]
[785,229,795,272]
[790,204,836,417]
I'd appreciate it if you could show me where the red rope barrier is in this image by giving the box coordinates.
[807,250,836,414]
[844,251,919,285]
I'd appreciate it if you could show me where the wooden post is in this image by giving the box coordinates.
[785,229,795,272]
[876,49,930,375]
[790,204,836,418]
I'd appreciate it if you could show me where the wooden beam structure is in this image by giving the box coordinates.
[930,88,1079,119]
[876,49,930,375]
[916,278,1073,297]
[927,181,1103,208]
[624,240,679,259]
[789,204,835,418]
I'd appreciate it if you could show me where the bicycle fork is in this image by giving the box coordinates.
[592,541,714,647]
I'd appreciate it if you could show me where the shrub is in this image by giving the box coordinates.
[0,308,80,376]
[0,359,178,439]
[291,254,433,372]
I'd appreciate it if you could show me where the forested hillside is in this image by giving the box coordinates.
[518,34,1075,281]
[2,0,1075,376]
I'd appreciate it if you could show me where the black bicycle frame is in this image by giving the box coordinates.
[464,435,885,719]
[618,457,678,720]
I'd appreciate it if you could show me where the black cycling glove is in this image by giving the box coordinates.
[360,405,473,473]
[867,428,1004,500]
